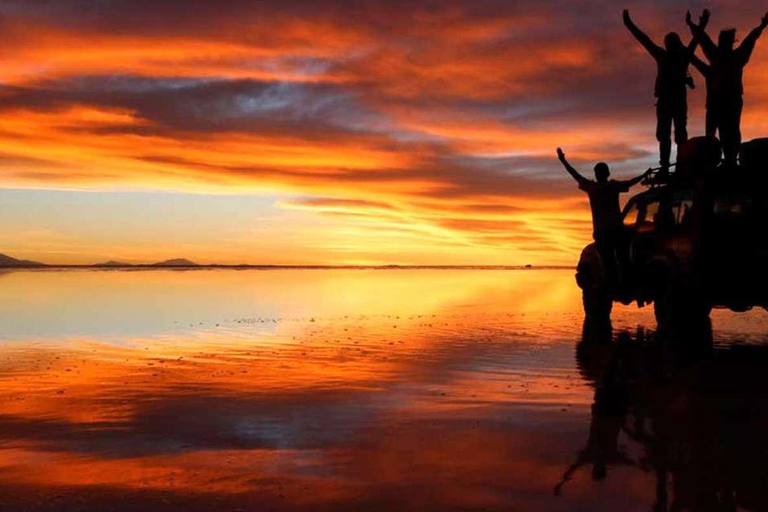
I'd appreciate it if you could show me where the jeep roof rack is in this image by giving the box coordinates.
[642,163,677,188]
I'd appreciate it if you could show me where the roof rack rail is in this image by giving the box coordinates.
[642,163,677,188]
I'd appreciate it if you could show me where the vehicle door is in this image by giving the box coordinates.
[626,191,693,266]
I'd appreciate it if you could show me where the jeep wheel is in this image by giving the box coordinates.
[654,280,711,331]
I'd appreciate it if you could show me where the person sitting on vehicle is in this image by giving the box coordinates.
[686,10,768,166]
[623,9,709,169]
[557,148,650,280]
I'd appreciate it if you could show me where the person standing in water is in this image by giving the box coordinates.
[557,148,649,280]
[623,9,709,169]
[686,10,768,166]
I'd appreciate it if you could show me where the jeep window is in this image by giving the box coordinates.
[637,200,659,232]
[714,195,752,217]
[671,197,693,226]
[623,201,640,227]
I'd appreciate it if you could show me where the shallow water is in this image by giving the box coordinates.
[0,269,767,511]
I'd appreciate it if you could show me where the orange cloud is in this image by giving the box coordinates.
[2,1,767,264]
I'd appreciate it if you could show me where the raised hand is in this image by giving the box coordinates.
[762,12,768,28]
[556,148,565,161]
[623,9,631,25]
[686,10,694,27]
[700,8,710,26]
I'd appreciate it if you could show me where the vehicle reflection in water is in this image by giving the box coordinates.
[0,269,767,510]
[559,317,768,511]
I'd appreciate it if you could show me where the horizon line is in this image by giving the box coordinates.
[0,263,575,270]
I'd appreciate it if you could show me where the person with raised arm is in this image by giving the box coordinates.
[686,10,768,166]
[623,9,709,169]
[557,148,649,280]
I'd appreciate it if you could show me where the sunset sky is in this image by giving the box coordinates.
[2,0,768,265]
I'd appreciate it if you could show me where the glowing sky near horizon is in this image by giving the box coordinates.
[2,0,768,265]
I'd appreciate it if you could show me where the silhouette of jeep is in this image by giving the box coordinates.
[576,137,768,325]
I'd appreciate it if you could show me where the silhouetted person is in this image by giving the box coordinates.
[623,9,709,168]
[557,148,649,281]
[686,10,768,166]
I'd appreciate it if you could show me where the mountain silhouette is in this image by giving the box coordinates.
[94,260,133,267]
[0,253,46,267]
[151,258,199,267]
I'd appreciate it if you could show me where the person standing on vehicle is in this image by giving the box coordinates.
[623,9,709,169]
[557,148,650,280]
[686,10,768,166]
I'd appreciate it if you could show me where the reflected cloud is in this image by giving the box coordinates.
[1,270,768,509]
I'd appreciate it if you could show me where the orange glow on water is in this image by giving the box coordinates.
[1,269,767,510]
[0,270,593,501]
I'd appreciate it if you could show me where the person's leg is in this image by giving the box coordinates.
[721,98,743,167]
[612,229,631,286]
[656,100,672,167]
[596,232,618,285]
[673,98,688,147]
[733,97,743,164]
[705,102,718,138]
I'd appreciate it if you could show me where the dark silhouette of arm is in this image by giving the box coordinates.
[686,10,717,62]
[557,148,589,187]
[623,10,663,59]
[685,36,700,56]
[737,13,768,64]
[689,52,710,76]
[618,169,651,189]
[685,10,709,57]
[554,451,589,496]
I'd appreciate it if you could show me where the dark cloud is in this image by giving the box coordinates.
[0,78,385,137]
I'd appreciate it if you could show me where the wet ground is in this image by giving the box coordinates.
[1,268,767,511]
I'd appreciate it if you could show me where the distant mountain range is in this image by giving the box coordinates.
[1,253,198,268]
[93,259,199,267]
[93,260,131,267]
[0,253,552,270]
[0,253,46,267]
[151,259,199,267]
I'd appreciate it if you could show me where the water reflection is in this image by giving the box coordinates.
[0,268,581,339]
[0,269,766,510]
[559,318,768,511]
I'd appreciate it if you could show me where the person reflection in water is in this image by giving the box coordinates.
[556,318,768,511]
[557,148,649,281]
[554,321,635,494]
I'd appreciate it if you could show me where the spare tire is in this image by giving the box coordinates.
[739,138,768,170]
[677,136,721,176]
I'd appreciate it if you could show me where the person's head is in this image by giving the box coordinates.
[664,32,684,52]
[594,162,610,182]
[719,28,736,50]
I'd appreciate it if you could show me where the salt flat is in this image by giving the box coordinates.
[0,269,766,511]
